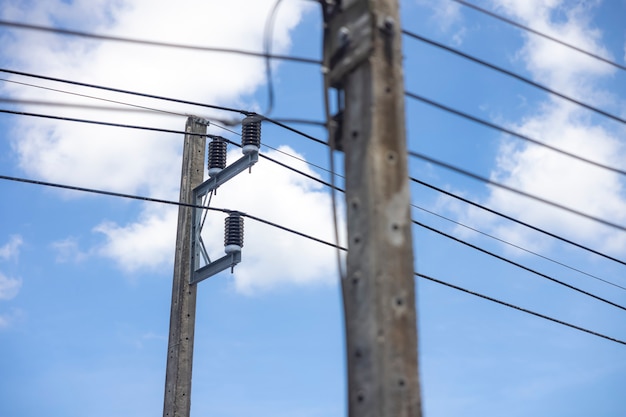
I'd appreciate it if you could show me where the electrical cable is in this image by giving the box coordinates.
[0,19,321,65]
[409,150,626,233]
[0,108,209,137]
[406,91,626,177]
[270,118,326,126]
[6,106,625,278]
[262,114,328,146]
[0,78,247,136]
[260,142,342,183]
[258,152,342,191]
[0,173,346,251]
[0,69,328,144]
[7,169,621,345]
[449,0,626,72]
[1,107,338,195]
[320,0,347,281]
[402,31,626,126]
[0,97,171,114]
[416,272,626,346]
[0,68,248,115]
[1,77,186,117]
[412,204,626,292]
[411,177,626,267]
[263,0,285,115]
[413,218,626,312]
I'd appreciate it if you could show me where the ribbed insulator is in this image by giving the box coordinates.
[208,138,227,177]
[224,213,244,254]
[241,115,261,155]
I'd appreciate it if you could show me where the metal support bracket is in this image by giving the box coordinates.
[324,0,372,88]
[189,150,258,285]
[194,151,259,197]
[190,252,241,285]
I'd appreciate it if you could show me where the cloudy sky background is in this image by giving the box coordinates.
[1,0,625,416]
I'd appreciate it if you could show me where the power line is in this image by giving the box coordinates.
[0,97,171,114]
[0,19,321,65]
[411,177,626,267]
[0,173,346,252]
[412,204,626,292]
[263,0,285,115]
[406,91,626,177]
[0,108,205,136]
[1,107,341,207]
[409,150,626,233]
[9,103,619,273]
[416,272,626,346]
[1,77,186,117]
[0,68,247,115]
[0,68,326,145]
[414,218,626,312]
[402,30,626,126]
[449,0,626,72]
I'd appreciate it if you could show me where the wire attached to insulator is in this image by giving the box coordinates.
[208,137,227,177]
[224,212,244,255]
[241,115,262,155]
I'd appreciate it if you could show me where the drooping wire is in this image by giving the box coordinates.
[414,218,626,312]
[409,150,626,233]
[320,0,346,281]
[416,272,626,346]
[1,77,186,117]
[2,169,624,345]
[0,19,321,65]
[0,108,207,136]
[0,97,177,114]
[411,177,626,267]
[406,91,626,177]
[0,173,346,251]
[0,68,247,115]
[412,204,626,292]
[263,0,284,116]
[7,104,626,281]
[402,31,626,126]
[1,107,338,195]
[449,0,626,72]
[0,68,328,144]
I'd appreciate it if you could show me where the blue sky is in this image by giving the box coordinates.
[1,0,626,416]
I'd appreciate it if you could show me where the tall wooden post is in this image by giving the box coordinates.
[324,0,422,416]
[163,117,206,417]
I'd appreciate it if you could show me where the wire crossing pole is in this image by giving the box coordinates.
[163,117,207,417]
[324,0,422,416]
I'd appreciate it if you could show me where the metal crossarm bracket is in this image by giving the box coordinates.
[194,152,259,197]
[191,252,241,285]
[189,150,258,285]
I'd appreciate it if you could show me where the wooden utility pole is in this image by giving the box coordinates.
[163,117,206,417]
[324,0,422,416]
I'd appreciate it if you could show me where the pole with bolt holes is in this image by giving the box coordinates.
[323,0,422,415]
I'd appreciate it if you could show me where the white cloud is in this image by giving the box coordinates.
[94,204,178,273]
[201,147,345,294]
[51,237,92,263]
[492,0,613,97]
[1,0,310,198]
[0,272,22,301]
[417,0,465,43]
[0,235,23,261]
[0,1,343,293]
[456,1,626,256]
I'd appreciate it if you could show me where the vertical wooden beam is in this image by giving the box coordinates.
[163,117,206,417]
